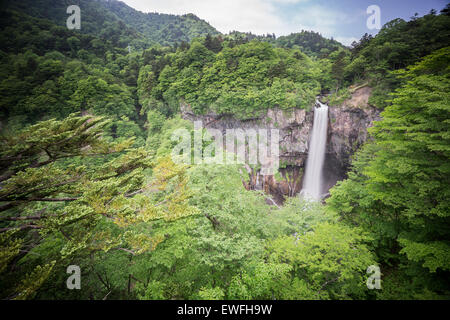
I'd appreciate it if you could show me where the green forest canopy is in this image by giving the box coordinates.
[0,0,449,300]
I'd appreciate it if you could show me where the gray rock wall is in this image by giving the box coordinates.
[180,88,380,201]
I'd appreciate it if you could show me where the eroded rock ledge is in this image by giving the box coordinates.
[181,86,380,203]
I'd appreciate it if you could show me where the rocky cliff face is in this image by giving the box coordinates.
[180,86,380,203]
[324,105,380,194]
[323,86,381,193]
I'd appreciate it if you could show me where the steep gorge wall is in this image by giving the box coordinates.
[181,86,380,203]
[324,86,380,193]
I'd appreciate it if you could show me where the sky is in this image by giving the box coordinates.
[121,0,449,45]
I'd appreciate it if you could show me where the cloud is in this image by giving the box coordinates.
[289,5,357,37]
[122,0,285,34]
[121,0,356,42]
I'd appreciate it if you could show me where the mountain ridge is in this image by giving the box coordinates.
[1,0,220,48]
[1,0,345,51]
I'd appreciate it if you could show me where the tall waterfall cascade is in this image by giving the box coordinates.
[300,100,329,200]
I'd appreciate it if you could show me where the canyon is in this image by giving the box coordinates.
[181,86,380,204]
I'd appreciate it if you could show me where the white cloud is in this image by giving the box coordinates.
[121,0,286,35]
[270,0,311,3]
[335,36,358,46]
[121,0,355,43]
[290,5,357,38]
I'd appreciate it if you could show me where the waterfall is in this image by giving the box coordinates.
[300,100,329,200]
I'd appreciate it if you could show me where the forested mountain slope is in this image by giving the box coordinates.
[327,47,450,298]
[0,7,146,144]
[2,0,145,48]
[2,0,219,48]
[100,0,220,46]
[275,30,345,57]
[343,9,450,108]
[222,30,345,59]
[0,0,449,301]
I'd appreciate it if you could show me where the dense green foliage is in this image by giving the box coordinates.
[141,39,323,119]
[101,1,220,46]
[343,10,450,108]
[3,0,147,49]
[0,0,449,301]
[224,30,344,59]
[0,9,147,145]
[3,0,219,49]
[275,31,345,58]
[327,47,450,299]
[0,114,377,300]
[0,114,197,299]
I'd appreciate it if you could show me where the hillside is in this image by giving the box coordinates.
[343,9,450,108]
[275,30,345,57]
[100,0,220,46]
[2,0,343,54]
[222,30,345,58]
[2,0,220,48]
[0,0,449,302]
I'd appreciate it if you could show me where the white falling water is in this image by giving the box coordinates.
[300,100,329,200]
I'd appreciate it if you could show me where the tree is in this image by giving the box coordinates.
[330,49,350,92]
[441,4,450,16]
[265,223,375,299]
[0,114,197,299]
[327,48,450,298]
[204,34,223,53]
